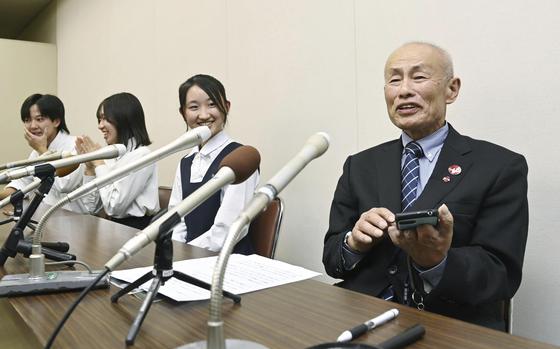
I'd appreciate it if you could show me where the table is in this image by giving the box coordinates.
[1,208,558,348]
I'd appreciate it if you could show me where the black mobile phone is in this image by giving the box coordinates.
[395,209,439,230]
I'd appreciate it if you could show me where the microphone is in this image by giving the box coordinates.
[0,163,78,210]
[0,145,126,184]
[223,132,330,226]
[179,132,330,349]
[0,127,211,296]
[66,127,211,201]
[105,145,261,271]
[0,178,41,209]
[0,150,73,171]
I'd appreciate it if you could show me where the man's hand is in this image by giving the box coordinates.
[387,204,454,268]
[75,136,104,175]
[24,126,48,154]
[347,207,396,253]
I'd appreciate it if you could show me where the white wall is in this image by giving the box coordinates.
[22,0,560,345]
[0,39,57,167]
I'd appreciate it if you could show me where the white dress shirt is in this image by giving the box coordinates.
[80,140,159,218]
[7,131,89,214]
[169,130,259,252]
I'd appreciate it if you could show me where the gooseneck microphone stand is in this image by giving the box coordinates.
[111,214,241,346]
[0,172,75,267]
[0,188,38,230]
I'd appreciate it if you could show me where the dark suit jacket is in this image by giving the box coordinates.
[322,125,529,330]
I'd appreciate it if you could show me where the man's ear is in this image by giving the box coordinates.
[446,77,461,104]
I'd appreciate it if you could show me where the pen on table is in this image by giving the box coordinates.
[337,308,399,342]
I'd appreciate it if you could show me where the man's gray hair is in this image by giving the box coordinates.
[399,41,454,80]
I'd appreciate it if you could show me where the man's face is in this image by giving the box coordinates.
[23,104,60,144]
[384,44,460,140]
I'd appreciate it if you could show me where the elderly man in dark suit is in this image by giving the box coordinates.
[322,42,528,331]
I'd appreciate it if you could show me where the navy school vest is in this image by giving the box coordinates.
[180,142,254,255]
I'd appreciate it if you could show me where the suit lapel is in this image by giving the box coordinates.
[376,140,403,214]
[413,125,473,210]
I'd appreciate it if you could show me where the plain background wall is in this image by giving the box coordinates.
[0,39,56,167]
[13,0,560,345]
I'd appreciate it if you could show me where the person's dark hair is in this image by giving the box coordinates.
[20,94,69,133]
[178,74,229,123]
[97,92,151,148]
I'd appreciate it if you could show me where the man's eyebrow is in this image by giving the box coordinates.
[387,64,430,72]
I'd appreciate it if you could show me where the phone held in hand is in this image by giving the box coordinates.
[395,209,438,230]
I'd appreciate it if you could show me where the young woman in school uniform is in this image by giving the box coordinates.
[169,74,259,254]
[75,92,159,229]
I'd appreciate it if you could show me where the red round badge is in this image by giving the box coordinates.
[448,165,462,176]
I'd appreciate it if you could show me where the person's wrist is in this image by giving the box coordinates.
[35,145,48,154]
[345,232,366,253]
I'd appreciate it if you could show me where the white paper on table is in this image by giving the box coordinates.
[110,254,321,302]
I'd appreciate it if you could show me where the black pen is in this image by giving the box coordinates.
[337,308,399,342]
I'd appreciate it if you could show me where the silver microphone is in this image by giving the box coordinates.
[105,145,261,271]
[32,126,212,258]
[0,127,212,296]
[0,178,41,209]
[0,150,74,171]
[178,132,330,349]
[67,127,211,201]
[0,145,126,184]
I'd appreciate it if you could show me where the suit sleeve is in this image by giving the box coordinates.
[323,156,360,278]
[431,154,529,305]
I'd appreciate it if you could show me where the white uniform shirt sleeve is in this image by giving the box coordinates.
[80,174,102,214]
[80,146,159,218]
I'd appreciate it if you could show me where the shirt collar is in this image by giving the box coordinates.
[119,138,138,159]
[192,129,229,157]
[401,122,449,162]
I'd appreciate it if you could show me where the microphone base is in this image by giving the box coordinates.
[176,339,269,349]
[0,270,109,297]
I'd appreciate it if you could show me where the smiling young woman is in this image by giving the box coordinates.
[75,92,159,229]
[167,74,259,254]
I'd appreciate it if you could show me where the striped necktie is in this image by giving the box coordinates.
[401,141,424,212]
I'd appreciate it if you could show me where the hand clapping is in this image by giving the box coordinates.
[75,136,104,175]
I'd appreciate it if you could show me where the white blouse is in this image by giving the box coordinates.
[169,130,259,252]
[7,131,89,214]
[80,140,159,219]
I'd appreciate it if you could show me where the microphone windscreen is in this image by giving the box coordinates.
[307,132,330,158]
[220,145,260,184]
